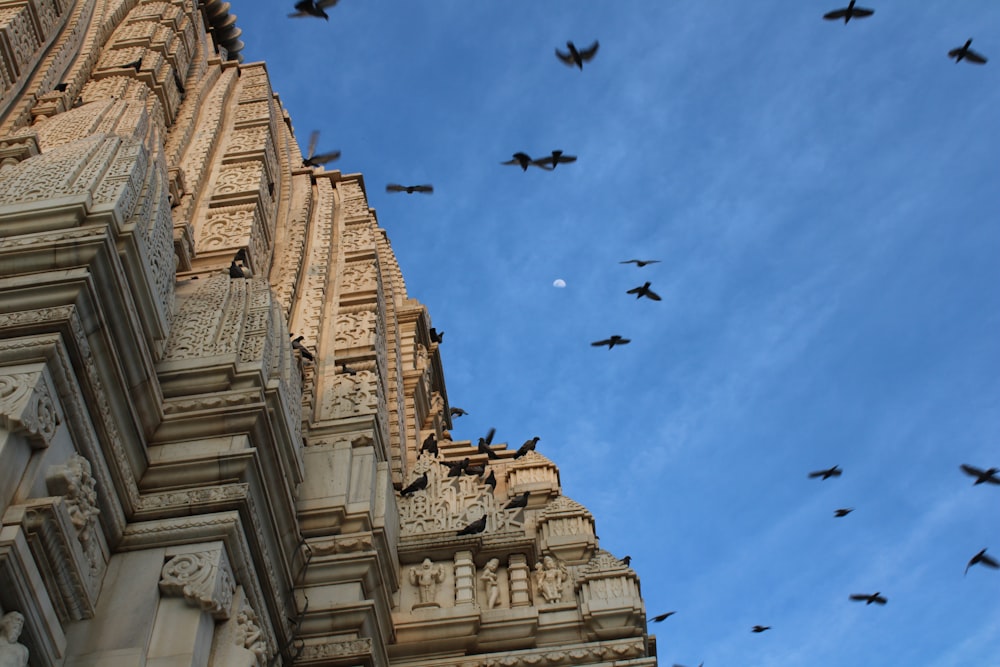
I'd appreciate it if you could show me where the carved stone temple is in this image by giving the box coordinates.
[0,0,658,665]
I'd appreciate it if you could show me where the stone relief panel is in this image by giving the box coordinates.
[533,555,570,604]
[397,453,524,536]
[408,558,445,609]
[45,453,101,565]
[214,160,264,198]
[332,310,376,350]
[196,202,255,252]
[320,369,378,420]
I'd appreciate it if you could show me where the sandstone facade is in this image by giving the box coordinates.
[0,0,658,665]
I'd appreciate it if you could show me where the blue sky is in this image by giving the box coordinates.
[235,1,999,664]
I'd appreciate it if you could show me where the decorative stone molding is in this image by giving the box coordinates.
[0,369,60,448]
[577,550,644,640]
[536,496,597,565]
[296,637,373,664]
[159,547,236,619]
[479,638,648,667]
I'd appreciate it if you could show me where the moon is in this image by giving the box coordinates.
[552,279,566,288]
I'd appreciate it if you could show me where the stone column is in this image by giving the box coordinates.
[453,550,475,606]
[508,554,531,607]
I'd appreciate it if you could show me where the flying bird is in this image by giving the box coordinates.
[960,464,1000,485]
[481,427,496,446]
[288,0,338,19]
[386,183,433,194]
[504,491,530,510]
[420,433,438,456]
[620,259,661,267]
[456,514,487,536]
[450,407,468,417]
[429,328,444,343]
[532,150,577,170]
[966,548,1000,575]
[834,508,854,518]
[591,335,631,349]
[651,611,675,623]
[501,152,535,171]
[514,436,539,459]
[948,39,987,64]
[555,40,599,69]
[823,0,874,22]
[400,472,428,497]
[290,335,314,361]
[751,625,771,633]
[626,282,662,301]
[809,465,842,480]
[477,438,499,460]
[850,592,888,605]
[302,130,341,167]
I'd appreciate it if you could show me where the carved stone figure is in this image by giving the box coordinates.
[236,608,266,663]
[534,556,569,604]
[47,453,100,549]
[0,611,28,667]
[409,558,444,608]
[481,558,501,609]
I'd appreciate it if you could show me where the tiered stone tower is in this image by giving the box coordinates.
[0,0,659,665]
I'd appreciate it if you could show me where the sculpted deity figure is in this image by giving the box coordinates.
[236,609,266,661]
[409,558,444,607]
[534,556,568,604]
[481,558,501,609]
[0,611,28,667]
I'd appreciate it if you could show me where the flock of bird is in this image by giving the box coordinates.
[646,461,999,664]
[271,1,995,664]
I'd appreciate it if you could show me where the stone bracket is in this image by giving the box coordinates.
[159,542,236,619]
[0,364,61,449]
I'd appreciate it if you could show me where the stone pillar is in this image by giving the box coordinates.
[508,554,531,607]
[453,550,475,606]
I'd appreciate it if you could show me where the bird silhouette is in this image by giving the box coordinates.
[465,463,486,476]
[532,150,577,170]
[627,282,662,301]
[808,465,842,480]
[442,457,470,477]
[591,335,631,349]
[948,39,987,64]
[288,0,338,19]
[386,183,433,194]
[456,514,487,536]
[229,260,250,279]
[481,427,496,445]
[477,438,499,459]
[400,472,428,497]
[555,40,599,69]
[622,555,632,566]
[514,436,539,458]
[290,335,314,361]
[620,259,661,267]
[850,592,887,605]
[504,491,530,510]
[341,363,357,376]
[302,130,341,167]
[483,470,497,491]
[450,407,468,417]
[823,0,874,22]
[651,611,676,623]
[834,508,854,518]
[960,464,1000,485]
[751,625,771,633]
[966,548,1000,575]
[420,434,438,456]
[429,327,444,343]
[501,152,536,171]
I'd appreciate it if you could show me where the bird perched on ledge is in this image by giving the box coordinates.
[400,472,428,497]
[457,515,487,536]
[514,437,539,459]
[290,335,314,361]
[504,491,530,510]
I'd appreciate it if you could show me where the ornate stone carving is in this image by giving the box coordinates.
[0,611,28,667]
[235,601,267,666]
[409,558,444,609]
[196,203,255,252]
[480,557,501,609]
[0,370,60,447]
[534,555,569,604]
[159,549,235,619]
[45,454,100,557]
[296,638,372,663]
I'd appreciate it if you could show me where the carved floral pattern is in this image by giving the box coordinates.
[159,550,235,619]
